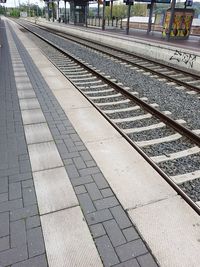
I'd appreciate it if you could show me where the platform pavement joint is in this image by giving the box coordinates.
[0,21,48,266]
[7,22,161,267]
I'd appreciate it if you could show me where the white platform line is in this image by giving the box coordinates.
[171,170,200,184]
[152,146,200,163]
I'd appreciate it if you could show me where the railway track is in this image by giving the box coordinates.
[11,20,200,214]
[20,19,200,95]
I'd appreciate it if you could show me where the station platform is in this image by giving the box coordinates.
[90,24,200,52]
[24,17,200,74]
[0,16,200,267]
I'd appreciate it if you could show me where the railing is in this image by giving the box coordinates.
[87,16,123,29]
[87,16,200,36]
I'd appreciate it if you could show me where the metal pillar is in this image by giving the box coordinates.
[52,1,55,21]
[167,0,176,41]
[57,0,59,20]
[110,0,113,26]
[126,1,132,35]
[110,0,113,18]
[64,0,67,23]
[28,0,30,17]
[147,0,154,34]
[47,1,50,20]
[85,2,88,27]
[97,2,100,17]
[70,1,74,23]
[102,0,105,30]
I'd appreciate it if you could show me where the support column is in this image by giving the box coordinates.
[85,2,88,27]
[126,1,132,35]
[167,0,176,41]
[64,0,67,23]
[57,0,59,20]
[52,1,55,22]
[102,0,105,30]
[147,0,155,34]
[110,0,113,18]
[47,1,50,21]
[97,1,100,17]
[110,0,113,26]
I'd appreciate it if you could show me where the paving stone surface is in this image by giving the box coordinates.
[0,20,159,267]
[0,20,48,267]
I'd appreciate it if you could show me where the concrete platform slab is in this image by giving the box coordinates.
[53,89,92,110]
[41,207,103,267]
[29,53,51,67]
[19,98,40,110]
[24,123,53,144]
[17,89,36,99]
[28,141,63,172]
[39,67,60,77]
[14,71,27,77]
[44,76,72,90]
[15,76,30,83]
[33,167,78,215]
[66,107,121,143]
[86,138,176,209]
[128,196,200,267]
[21,109,46,125]
[16,83,32,90]
[12,63,24,68]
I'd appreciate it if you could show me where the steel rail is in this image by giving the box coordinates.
[21,20,200,94]
[15,20,200,215]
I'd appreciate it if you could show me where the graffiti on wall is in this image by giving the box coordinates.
[169,50,197,68]
[162,9,194,39]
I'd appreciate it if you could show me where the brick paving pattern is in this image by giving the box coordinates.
[2,21,160,267]
[0,21,48,266]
